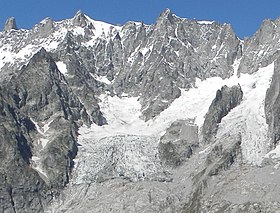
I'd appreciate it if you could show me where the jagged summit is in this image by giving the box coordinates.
[72,10,93,28]
[3,17,18,31]
[75,9,84,17]
[156,8,174,23]
[160,8,172,17]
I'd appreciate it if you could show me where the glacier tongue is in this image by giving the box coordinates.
[73,134,161,183]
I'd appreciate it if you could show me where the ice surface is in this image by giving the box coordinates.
[217,63,274,165]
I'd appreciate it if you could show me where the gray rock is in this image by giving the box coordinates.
[158,119,199,167]
[238,17,280,75]
[202,85,243,144]
[265,56,280,147]
[72,10,93,29]
[3,17,18,31]
[0,9,242,121]
[0,47,101,212]
[0,92,52,212]
[31,17,55,39]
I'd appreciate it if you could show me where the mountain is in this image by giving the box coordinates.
[1,9,280,212]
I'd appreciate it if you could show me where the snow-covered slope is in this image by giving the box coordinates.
[0,11,121,73]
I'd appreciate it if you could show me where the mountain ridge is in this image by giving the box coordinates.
[1,9,280,212]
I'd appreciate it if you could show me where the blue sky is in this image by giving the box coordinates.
[0,0,280,38]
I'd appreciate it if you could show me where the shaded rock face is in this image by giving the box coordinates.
[238,17,280,75]
[158,119,199,167]
[3,17,18,31]
[32,18,55,39]
[202,85,243,144]
[0,88,51,212]
[0,48,105,212]
[265,58,280,147]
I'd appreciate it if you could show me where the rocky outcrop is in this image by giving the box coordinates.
[202,85,243,144]
[0,48,105,212]
[3,17,18,31]
[0,89,52,212]
[265,58,280,146]
[238,17,280,75]
[183,131,242,212]
[158,119,199,167]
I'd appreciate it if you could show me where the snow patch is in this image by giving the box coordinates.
[31,118,52,148]
[42,119,53,133]
[83,15,121,46]
[197,20,215,25]
[232,57,242,76]
[140,46,153,56]
[72,27,85,36]
[56,61,68,75]
[90,73,112,84]
[31,156,49,181]
[31,118,44,135]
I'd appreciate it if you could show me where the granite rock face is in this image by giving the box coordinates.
[158,119,199,167]
[3,17,18,31]
[202,85,243,144]
[0,47,104,212]
[265,57,280,147]
[238,17,280,75]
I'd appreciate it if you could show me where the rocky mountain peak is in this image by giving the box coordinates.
[3,17,18,31]
[39,17,54,29]
[156,8,174,24]
[72,10,93,28]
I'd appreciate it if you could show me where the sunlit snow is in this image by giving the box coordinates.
[90,73,112,84]
[56,61,68,75]
[76,61,275,183]
[197,20,215,25]
[31,156,49,182]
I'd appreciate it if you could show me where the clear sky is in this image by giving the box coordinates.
[0,0,280,38]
